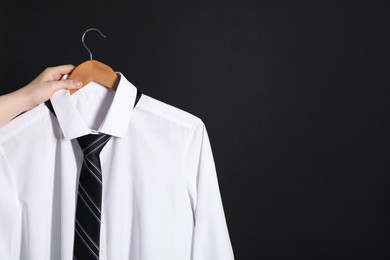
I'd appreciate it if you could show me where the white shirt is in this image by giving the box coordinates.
[0,72,234,260]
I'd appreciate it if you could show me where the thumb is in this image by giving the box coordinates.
[52,79,83,90]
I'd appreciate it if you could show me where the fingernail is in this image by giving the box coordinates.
[74,80,83,87]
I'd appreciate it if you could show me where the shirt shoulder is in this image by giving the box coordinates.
[0,103,49,146]
[136,93,204,131]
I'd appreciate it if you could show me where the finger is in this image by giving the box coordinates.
[47,64,75,81]
[51,79,83,91]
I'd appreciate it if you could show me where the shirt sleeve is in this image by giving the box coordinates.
[0,146,21,259]
[183,120,235,260]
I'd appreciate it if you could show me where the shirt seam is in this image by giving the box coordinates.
[0,104,48,145]
[137,94,198,131]
[180,119,204,219]
[0,145,20,212]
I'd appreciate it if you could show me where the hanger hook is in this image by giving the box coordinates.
[81,28,107,60]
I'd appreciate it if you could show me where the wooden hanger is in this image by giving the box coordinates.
[68,28,119,95]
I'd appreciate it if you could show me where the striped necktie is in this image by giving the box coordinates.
[73,133,112,259]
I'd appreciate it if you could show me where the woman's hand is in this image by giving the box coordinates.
[17,64,83,110]
[0,64,83,127]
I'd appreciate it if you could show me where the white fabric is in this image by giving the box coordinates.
[0,72,234,259]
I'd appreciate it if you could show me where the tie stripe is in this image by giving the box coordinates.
[75,219,100,249]
[82,160,102,183]
[73,133,111,259]
[78,183,101,213]
[74,223,99,259]
[86,136,112,155]
[78,189,101,222]
[82,134,106,152]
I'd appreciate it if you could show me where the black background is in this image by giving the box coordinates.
[1,1,389,259]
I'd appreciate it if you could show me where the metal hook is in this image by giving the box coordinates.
[81,28,107,60]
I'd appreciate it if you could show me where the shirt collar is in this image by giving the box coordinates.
[50,71,138,140]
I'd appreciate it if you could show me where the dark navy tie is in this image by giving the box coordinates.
[73,133,112,259]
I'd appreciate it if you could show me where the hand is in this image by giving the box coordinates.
[0,64,83,127]
[18,64,83,110]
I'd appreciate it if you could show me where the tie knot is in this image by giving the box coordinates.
[76,133,112,157]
